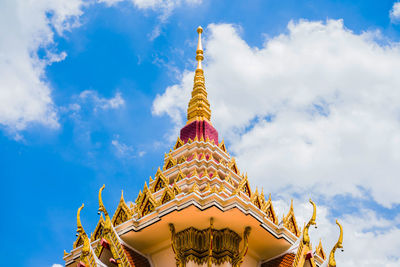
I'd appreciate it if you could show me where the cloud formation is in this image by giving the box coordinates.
[153,20,400,207]
[79,90,125,112]
[390,2,400,23]
[0,0,86,132]
[153,20,400,265]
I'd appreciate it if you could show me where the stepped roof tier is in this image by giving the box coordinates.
[64,27,343,267]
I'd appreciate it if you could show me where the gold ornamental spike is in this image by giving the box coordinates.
[98,184,109,217]
[77,203,85,235]
[187,26,212,124]
[328,220,344,267]
[302,199,317,246]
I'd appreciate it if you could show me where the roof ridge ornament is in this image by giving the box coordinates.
[328,220,344,267]
[186,26,212,124]
[302,199,317,246]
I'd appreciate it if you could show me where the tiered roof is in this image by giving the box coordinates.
[64,26,343,267]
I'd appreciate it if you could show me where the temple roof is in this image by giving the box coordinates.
[64,26,344,267]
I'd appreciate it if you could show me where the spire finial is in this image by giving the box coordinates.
[196,26,204,70]
[186,26,212,124]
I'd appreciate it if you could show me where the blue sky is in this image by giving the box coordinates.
[1,0,400,266]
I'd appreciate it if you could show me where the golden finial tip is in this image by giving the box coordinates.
[197,26,203,34]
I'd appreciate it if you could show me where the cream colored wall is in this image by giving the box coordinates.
[240,253,259,267]
[149,245,176,267]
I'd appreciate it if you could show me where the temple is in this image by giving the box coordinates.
[63,27,343,267]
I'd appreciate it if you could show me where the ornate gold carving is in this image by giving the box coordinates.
[90,215,104,242]
[202,168,209,178]
[225,173,234,185]
[251,188,264,209]
[219,139,227,152]
[232,226,251,267]
[174,137,184,150]
[176,168,185,182]
[152,167,168,193]
[178,156,186,164]
[303,199,317,246]
[169,222,249,266]
[173,181,182,195]
[263,194,278,224]
[328,220,343,267]
[235,174,251,198]
[75,204,95,267]
[136,182,159,218]
[164,153,177,170]
[204,182,211,192]
[98,185,130,266]
[191,168,198,177]
[188,182,200,193]
[283,200,300,237]
[212,171,220,180]
[187,27,212,124]
[229,158,239,174]
[142,200,155,217]
[112,191,132,227]
[98,185,112,235]
[161,186,175,205]
[315,240,326,260]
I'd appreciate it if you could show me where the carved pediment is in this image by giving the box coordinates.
[219,139,227,153]
[111,191,132,227]
[163,153,177,170]
[90,215,105,242]
[229,158,239,174]
[174,137,184,150]
[161,186,175,205]
[152,168,168,193]
[263,194,278,225]
[283,200,300,237]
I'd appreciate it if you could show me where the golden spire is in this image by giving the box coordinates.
[328,220,344,267]
[187,26,212,124]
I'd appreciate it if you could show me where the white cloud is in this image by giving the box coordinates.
[153,20,400,208]
[111,137,145,158]
[154,20,400,265]
[51,264,63,267]
[99,0,201,9]
[97,0,202,39]
[281,198,400,267]
[0,0,86,131]
[390,2,400,23]
[112,139,134,157]
[79,90,125,111]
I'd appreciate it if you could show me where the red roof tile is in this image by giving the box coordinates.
[261,253,295,267]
